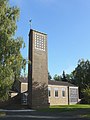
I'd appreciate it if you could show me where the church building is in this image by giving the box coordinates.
[11,29,79,108]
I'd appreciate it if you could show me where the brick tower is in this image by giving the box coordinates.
[28,29,48,108]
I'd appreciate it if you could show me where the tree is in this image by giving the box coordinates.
[72,59,90,98]
[53,74,61,81]
[82,86,90,104]
[65,73,74,83]
[48,72,52,80]
[0,0,26,101]
[61,71,67,82]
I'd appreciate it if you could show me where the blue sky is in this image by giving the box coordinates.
[9,0,90,77]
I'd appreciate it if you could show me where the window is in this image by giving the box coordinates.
[48,88,51,97]
[69,87,78,103]
[62,88,65,97]
[54,88,58,97]
[34,33,46,51]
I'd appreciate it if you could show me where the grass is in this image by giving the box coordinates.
[38,104,90,112]
[0,112,6,117]
[50,104,90,109]
[80,114,90,118]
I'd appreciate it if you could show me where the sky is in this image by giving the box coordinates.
[9,0,90,77]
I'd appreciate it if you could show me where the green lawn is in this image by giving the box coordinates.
[0,112,6,117]
[39,104,90,112]
[50,104,90,109]
[80,114,90,118]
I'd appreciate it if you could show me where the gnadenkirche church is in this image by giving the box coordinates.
[11,29,79,109]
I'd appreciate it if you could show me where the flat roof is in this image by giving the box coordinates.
[30,29,47,35]
[48,80,77,87]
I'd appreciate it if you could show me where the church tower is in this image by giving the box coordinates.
[28,29,48,108]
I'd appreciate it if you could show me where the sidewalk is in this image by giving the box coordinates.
[0,108,90,119]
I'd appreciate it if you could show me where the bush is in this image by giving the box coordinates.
[82,86,90,104]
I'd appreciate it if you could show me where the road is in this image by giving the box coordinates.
[0,116,90,120]
[0,109,90,120]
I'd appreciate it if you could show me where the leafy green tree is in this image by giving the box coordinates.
[53,74,61,81]
[65,73,74,83]
[82,86,90,104]
[0,0,26,101]
[0,65,14,101]
[61,71,67,82]
[72,59,90,98]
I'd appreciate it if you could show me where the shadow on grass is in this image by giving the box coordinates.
[38,104,90,113]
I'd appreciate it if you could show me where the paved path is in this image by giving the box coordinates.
[0,109,90,120]
[0,115,90,120]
